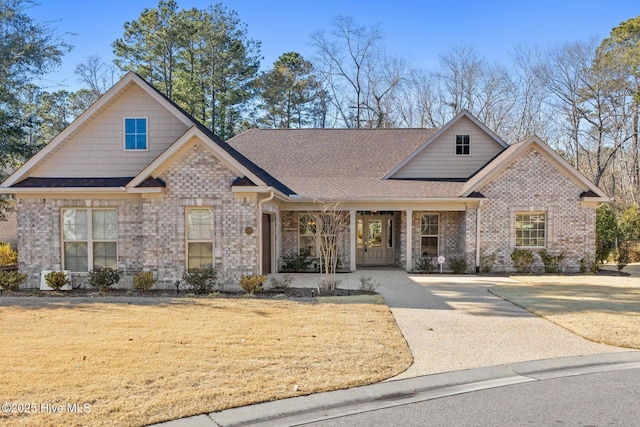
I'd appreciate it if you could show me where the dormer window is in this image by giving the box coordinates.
[124,118,147,150]
[456,134,470,155]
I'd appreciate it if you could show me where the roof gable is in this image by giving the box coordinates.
[461,135,609,199]
[385,110,508,179]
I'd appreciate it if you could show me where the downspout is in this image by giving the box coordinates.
[476,200,483,273]
[257,187,275,274]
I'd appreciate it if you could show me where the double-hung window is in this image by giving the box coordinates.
[186,208,214,268]
[124,117,147,150]
[420,213,439,257]
[62,209,117,272]
[515,213,546,247]
[456,134,470,155]
[299,214,317,257]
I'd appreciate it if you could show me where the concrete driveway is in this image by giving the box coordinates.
[280,270,626,379]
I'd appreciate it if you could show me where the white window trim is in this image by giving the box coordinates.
[420,213,440,256]
[61,208,118,272]
[123,117,149,151]
[515,212,547,248]
[298,213,317,257]
[185,208,215,269]
[455,134,470,156]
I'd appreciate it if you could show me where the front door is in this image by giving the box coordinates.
[356,214,395,266]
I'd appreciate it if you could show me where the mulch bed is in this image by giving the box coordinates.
[0,287,369,299]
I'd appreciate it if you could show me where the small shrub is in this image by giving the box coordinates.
[414,257,435,273]
[480,254,496,273]
[45,271,71,290]
[358,275,379,293]
[511,248,535,273]
[539,250,565,274]
[182,264,218,295]
[0,271,26,291]
[280,249,312,272]
[132,271,156,292]
[616,242,631,271]
[0,242,17,266]
[239,274,267,295]
[449,257,468,274]
[580,257,599,274]
[89,267,121,291]
[269,274,293,289]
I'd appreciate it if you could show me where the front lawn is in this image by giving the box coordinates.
[0,296,411,426]
[490,274,640,349]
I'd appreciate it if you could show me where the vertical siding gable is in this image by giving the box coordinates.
[31,84,189,178]
[392,116,505,179]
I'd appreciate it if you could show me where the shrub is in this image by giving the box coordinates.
[45,271,71,290]
[449,257,468,274]
[539,250,565,274]
[616,242,631,271]
[580,257,599,274]
[0,242,17,266]
[132,271,156,292]
[511,248,535,273]
[89,267,121,291]
[239,274,267,295]
[414,257,435,273]
[182,264,218,295]
[358,275,379,293]
[280,249,312,272]
[269,274,293,289]
[0,271,26,291]
[479,254,496,273]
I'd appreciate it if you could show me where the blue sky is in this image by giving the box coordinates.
[29,0,640,91]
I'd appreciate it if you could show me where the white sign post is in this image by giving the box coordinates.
[437,256,445,274]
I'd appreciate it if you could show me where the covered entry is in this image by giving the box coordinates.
[356,211,397,266]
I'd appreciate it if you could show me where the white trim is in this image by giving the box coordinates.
[455,134,471,156]
[123,117,149,151]
[405,210,413,271]
[420,212,440,257]
[61,207,118,272]
[350,210,357,272]
[185,207,215,269]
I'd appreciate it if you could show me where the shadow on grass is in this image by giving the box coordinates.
[489,283,640,316]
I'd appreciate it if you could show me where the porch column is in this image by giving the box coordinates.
[405,210,413,271]
[476,202,482,273]
[350,210,357,271]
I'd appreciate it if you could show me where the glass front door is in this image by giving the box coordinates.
[356,213,395,266]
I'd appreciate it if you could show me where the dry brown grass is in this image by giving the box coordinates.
[490,275,640,349]
[0,296,411,427]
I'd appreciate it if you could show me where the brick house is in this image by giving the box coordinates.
[0,73,608,288]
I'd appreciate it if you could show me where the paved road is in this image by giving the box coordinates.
[303,367,640,427]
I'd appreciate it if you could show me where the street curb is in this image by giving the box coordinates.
[151,351,640,426]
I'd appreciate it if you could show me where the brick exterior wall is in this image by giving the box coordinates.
[18,198,143,288]
[17,143,261,289]
[478,147,596,272]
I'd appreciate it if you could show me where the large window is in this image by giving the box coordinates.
[124,117,147,150]
[515,213,546,247]
[456,134,470,155]
[420,213,439,257]
[62,209,117,272]
[186,208,214,268]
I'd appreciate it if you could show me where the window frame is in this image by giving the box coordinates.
[124,117,148,151]
[420,213,440,257]
[455,134,470,155]
[298,214,317,257]
[61,208,118,272]
[185,208,215,269]
[515,212,546,248]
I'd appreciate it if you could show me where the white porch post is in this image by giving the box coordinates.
[350,210,357,272]
[405,210,413,271]
[476,202,482,273]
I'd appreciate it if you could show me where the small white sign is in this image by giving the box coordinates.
[437,256,445,264]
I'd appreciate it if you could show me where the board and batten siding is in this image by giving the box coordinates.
[31,84,190,178]
[392,116,504,179]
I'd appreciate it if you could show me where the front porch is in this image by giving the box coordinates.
[275,207,479,274]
